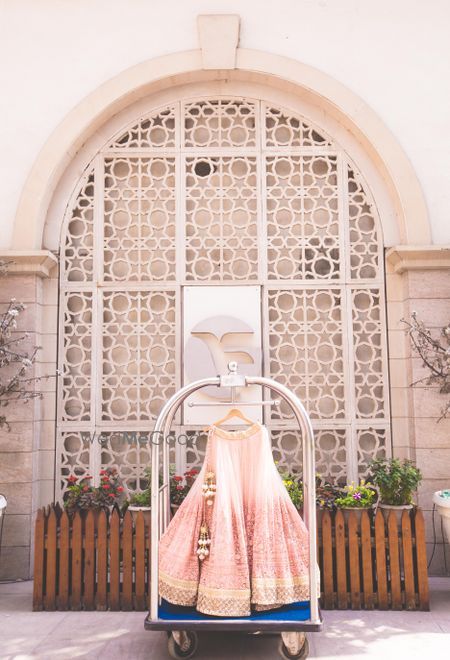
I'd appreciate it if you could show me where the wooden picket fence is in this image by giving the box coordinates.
[33,505,429,612]
[33,506,148,611]
[319,508,429,610]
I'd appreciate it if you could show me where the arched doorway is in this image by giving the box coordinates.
[57,93,390,498]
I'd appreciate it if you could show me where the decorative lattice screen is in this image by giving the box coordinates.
[58,97,390,497]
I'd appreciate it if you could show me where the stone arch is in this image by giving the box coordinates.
[12,49,430,250]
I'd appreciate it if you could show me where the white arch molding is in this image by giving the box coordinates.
[12,49,430,250]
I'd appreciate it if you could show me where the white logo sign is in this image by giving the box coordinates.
[185,315,261,398]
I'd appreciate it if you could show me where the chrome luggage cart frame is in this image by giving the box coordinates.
[145,364,322,659]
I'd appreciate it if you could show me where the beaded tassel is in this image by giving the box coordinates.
[196,523,211,561]
[202,471,216,506]
[197,429,216,562]
[197,468,216,561]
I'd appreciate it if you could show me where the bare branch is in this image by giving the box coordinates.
[402,314,450,422]
[0,260,56,429]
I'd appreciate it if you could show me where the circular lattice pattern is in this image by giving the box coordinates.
[58,96,389,495]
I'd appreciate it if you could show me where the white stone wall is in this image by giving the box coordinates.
[0,0,449,245]
[386,263,450,575]
[0,272,57,579]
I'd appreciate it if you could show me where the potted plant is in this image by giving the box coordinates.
[315,475,341,529]
[316,475,340,510]
[277,469,340,522]
[64,467,125,521]
[128,466,151,525]
[279,469,304,513]
[170,466,198,516]
[128,491,151,525]
[370,457,422,521]
[335,480,377,522]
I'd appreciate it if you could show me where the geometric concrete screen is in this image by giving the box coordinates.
[58,97,390,498]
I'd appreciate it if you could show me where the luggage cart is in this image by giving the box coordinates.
[145,362,322,659]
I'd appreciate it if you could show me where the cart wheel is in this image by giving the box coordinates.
[167,631,198,659]
[278,633,309,659]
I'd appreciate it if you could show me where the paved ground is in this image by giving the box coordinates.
[0,578,449,659]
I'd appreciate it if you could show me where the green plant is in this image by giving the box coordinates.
[128,466,152,507]
[64,467,125,514]
[278,468,304,510]
[64,476,96,514]
[316,474,340,510]
[170,466,198,506]
[129,491,151,507]
[370,457,422,505]
[277,468,341,510]
[126,465,198,509]
[335,480,377,508]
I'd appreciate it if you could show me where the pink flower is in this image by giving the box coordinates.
[108,493,116,498]
[102,484,110,490]
[68,475,77,483]
[176,485,184,491]
[173,476,183,482]
[353,492,362,500]
[117,486,124,493]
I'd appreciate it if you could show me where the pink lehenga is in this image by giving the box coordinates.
[158,422,313,617]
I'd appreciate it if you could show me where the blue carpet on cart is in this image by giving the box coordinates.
[159,599,311,621]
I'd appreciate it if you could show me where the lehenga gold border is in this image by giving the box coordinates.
[159,571,198,607]
[159,571,198,590]
[159,570,317,617]
[196,591,251,617]
[198,584,251,598]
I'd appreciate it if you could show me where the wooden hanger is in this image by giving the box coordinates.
[204,407,255,433]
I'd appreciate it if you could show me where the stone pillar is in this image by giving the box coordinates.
[0,251,58,580]
[386,246,450,576]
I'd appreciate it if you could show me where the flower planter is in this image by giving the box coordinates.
[128,505,151,527]
[33,504,430,611]
[378,503,413,524]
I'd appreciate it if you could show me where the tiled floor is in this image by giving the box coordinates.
[0,579,449,659]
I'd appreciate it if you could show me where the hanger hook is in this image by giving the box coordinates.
[228,361,238,374]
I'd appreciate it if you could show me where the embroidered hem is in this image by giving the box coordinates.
[159,571,197,607]
[252,582,311,607]
[197,587,251,616]
[159,571,314,616]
